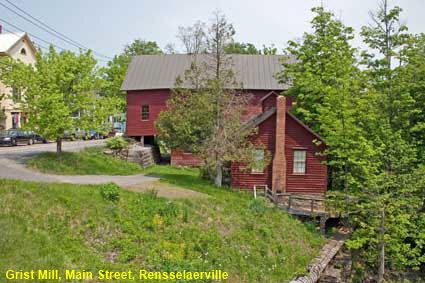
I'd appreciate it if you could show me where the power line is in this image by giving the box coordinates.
[4,0,87,50]
[0,0,112,60]
[0,21,109,62]
[1,21,67,51]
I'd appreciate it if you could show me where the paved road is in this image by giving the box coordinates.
[0,139,105,158]
[0,140,158,185]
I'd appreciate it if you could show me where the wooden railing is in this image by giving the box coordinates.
[266,188,326,216]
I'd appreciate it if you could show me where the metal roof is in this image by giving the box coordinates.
[121,54,293,91]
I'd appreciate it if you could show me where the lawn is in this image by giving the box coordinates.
[0,166,324,282]
[26,147,143,175]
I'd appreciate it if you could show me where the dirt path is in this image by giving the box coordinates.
[124,180,208,199]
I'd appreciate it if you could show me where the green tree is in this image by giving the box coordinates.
[101,39,163,110]
[279,4,425,281]
[157,11,259,187]
[224,42,260,54]
[278,7,372,192]
[395,34,425,162]
[0,46,109,159]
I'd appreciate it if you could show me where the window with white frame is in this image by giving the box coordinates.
[293,150,306,174]
[141,105,149,120]
[252,149,265,173]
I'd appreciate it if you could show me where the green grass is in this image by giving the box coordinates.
[0,166,324,282]
[26,147,143,175]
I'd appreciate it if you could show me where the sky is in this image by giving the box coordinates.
[0,0,424,63]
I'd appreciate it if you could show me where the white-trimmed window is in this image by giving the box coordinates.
[12,86,21,101]
[252,149,265,173]
[141,105,149,121]
[293,150,306,174]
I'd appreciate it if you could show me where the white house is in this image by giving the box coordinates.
[0,31,36,130]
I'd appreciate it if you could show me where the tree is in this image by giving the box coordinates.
[177,21,206,54]
[279,4,425,281]
[224,42,260,54]
[395,34,425,162]
[278,7,372,193]
[0,46,109,159]
[358,3,423,281]
[101,39,163,110]
[261,44,278,55]
[157,11,259,187]
[360,0,411,133]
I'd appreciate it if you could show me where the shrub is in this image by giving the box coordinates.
[105,136,129,156]
[100,183,121,202]
[248,198,267,215]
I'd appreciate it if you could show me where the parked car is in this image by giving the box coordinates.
[0,130,18,146]
[63,130,86,140]
[74,130,88,140]
[88,130,105,140]
[0,129,39,146]
[27,131,48,144]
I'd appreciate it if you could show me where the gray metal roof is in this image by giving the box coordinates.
[121,54,293,91]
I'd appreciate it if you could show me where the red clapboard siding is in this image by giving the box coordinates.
[126,89,170,137]
[285,115,327,194]
[170,149,202,167]
[125,89,281,137]
[230,112,327,194]
[230,112,276,189]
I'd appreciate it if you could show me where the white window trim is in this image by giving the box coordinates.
[251,149,265,174]
[293,150,307,174]
[141,104,149,121]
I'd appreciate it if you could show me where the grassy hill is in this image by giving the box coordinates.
[0,166,323,282]
[26,147,143,175]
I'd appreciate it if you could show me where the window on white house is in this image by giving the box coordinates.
[141,105,149,120]
[293,150,306,174]
[252,149,265,173]
[20,48,26,55]
[12,86,21,101]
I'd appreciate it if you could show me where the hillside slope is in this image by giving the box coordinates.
[0,168,323,282]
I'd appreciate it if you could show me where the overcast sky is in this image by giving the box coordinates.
[1,0,424,62]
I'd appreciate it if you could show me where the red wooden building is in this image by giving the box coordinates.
[122,54,327,195]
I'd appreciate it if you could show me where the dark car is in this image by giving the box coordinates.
[0,130,18,146]
[9,130,38,145]
[27,131,48,144]
[0,129,40,146]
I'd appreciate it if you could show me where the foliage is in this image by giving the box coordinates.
[105,136,129,156]
[26,147,142,175]
[394,34,425,162]
[177,21,206,54]
[280,3,425,281]
[0,170,323,283]
[100,182,121,202]
[0,47,114,158]
[278,6,374,192]
[157,12,262,187]
[224,42,260,54]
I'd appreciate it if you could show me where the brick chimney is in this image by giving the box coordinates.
[272,96,287,193]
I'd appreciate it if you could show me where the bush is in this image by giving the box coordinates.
[105,136,129,156]
[248,198,267,215]
[100,183,121,202]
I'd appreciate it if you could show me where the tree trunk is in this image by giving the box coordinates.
[56,137,62,161]
[214,163,223,187]
[377,208,385,283]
